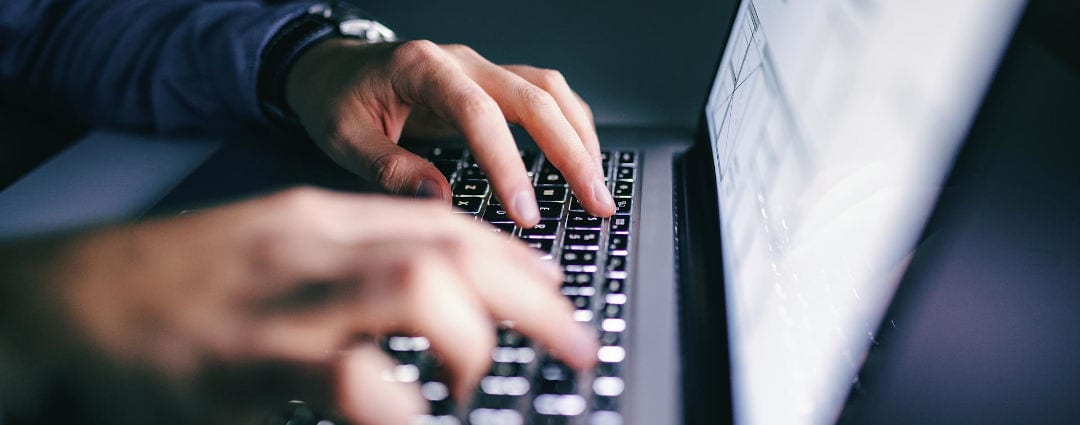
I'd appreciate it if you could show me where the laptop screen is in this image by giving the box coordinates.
[704,0,1025,423]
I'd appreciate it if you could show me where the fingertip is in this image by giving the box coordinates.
[511,189,541,227]
[416,177,451,202]
[337,343,428,425]
[560,325,600,371]
[452,379,478,405]
[589,178,617,217]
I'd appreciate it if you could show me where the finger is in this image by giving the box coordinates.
[573,90,595,127]
[389,40,539,227]
[434,233,596,370]
[253,191,562,285]
[346,216,589,369]
[445,50,614,217]
[336,341,427,425]
[368,246,497,398]
[505,65,602,168]
[303,192,563,283]
[319,121,451,201]
[481,263,597,370]
[244,242,497,399]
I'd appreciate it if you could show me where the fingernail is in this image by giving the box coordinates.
[512,190,540,225]
[591,178,615,213]
[415,179,443,199]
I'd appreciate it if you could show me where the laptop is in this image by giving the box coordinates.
[147,0,1028,424]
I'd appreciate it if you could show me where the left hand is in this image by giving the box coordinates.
[285,39,617,227]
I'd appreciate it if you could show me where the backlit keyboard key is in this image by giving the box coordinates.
[567,211,603,229]
[483,206,513,223]
[612,181,633,198]
[609,215,630,234]
[564,229,601,249]
[520,220,559,238]
[608,234,628,255]
[459,166,486,180]
[537,202,564,219]
[563,273,594,288]
[535,186,568,203]
[452,196,483,214]
[537,171,567,186]
[524,239,554,257]
[489,223,515,240]
[606,256,627,273]
[561,250,598,272]
[453,180,489,197]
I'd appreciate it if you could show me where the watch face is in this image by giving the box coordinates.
[339,19,397,42]
[309,1,397,43]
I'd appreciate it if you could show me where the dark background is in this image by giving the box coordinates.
[328,0,733,130]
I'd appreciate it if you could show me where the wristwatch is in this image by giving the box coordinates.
[258,1,398,125]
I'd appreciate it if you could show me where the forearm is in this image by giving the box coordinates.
[1,0,316,134]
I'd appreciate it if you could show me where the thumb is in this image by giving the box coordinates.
[319,124,451,201]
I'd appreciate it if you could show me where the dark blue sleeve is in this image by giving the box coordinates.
[0,0,320,134]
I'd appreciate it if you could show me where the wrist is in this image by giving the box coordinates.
[258,3,397,126]
[258,13,338,125]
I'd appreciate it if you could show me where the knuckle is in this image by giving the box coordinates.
[520,84,558,112]
[370,152,412,191]
[443,43,476,57]
[248,224,301,281]
[271,186,325,213]
[536,68,567,88]
[392,39,442,65]
[385,256,416,287]
[390,253,437,295]
[436,232,471,257]
[581,99,594,116]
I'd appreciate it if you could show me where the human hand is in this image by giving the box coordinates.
[285,39,616,227]
[0,187,597,425]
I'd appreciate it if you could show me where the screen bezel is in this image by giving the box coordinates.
[673,1,745,422]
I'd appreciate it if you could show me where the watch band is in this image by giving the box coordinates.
[258,12,337,124]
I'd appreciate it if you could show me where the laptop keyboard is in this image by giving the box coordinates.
[278,147,638,425]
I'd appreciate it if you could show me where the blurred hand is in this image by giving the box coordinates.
[0,187,597,425]
[286,39,617,227]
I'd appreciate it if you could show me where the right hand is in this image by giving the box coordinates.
[286,39,617,227]
[0,187,597,425]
